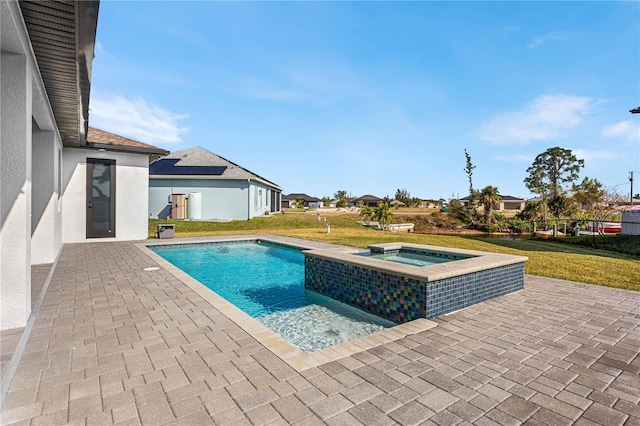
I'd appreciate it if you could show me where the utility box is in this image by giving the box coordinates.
[170,194,186,219]
[157,224,175,239]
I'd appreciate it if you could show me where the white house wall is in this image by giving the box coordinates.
[30,121,63,264]
[248,182,271,218]
[1,50,33,330]
[0,0,65,330]
[62,149,150,243]
[621,210,640,235]
[149,179,250,220]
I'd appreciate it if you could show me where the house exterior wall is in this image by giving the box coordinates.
[1,50,33,330]
[621,209,640,235]
[150,179,250,220]
[62,148,150,243]
[149,179,280,220]
[502,201,525,210]
[248,182,272,218]
[30,122,63,264]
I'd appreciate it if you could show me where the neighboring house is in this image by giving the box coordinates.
[149,147,282,221]
[621,206,640,235]
[459,195,525,211]
[497,196,526,211]
[282,193,323,209]
[416,200,437,208]
[352,194,384,207]
[1,1,165,333]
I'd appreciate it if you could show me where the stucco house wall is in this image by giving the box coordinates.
[150,179,276,220]
[1,0,65,329]
[621,208,640,235]
[150,179,250,220]
[30,122,64,265]
[62,148,152,243]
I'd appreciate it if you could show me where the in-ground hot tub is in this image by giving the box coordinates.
[304,243,528,323]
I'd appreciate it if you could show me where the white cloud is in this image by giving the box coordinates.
[602,120,640,142]
[478,94,595,145]
[527,31,573,49]
[89,94,189,144]
[571,148,618,162]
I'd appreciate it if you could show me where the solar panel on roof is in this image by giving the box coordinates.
[149,159,227,175]
[173,166,227,175]
[149,159,180,174]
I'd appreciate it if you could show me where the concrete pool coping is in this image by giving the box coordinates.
[137,235,439,371]
[304,242,528,282]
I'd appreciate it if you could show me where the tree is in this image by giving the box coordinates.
[464,149,476,195]
[334,190,348,208]
[394,188,412,206]
[591,189,626,228]
[547,194,567,219]
[294,197,305,209]
[359,205,373,221]
[525,147,584,199]
[321,196,331,207]
[463,149,479,216]
[373,202,393,229]
[571,177,604,211]
[516,201,542,221]
[525,147,584,222]
[479,186,501,224]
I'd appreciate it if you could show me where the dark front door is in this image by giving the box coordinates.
[86,158,116,238]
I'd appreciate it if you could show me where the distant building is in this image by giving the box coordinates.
[149,147,281,221]
[282,193,323,209]
[459,195,525,211]
[621,206,640,235]
[351,195,384,207]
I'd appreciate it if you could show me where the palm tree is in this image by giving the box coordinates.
[359,205,373,221]
[479,186,501,224]
[373,202,393,230]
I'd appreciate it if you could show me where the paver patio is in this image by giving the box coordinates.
[1,237,639,425]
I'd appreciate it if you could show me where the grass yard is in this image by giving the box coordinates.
[149,212,640,292]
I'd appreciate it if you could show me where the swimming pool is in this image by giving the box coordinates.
[149,241,394,352]
[357,249,470,267]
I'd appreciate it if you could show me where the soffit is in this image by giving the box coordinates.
[19,0,99,147]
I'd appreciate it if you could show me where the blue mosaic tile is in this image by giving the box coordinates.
[305,254,524,323]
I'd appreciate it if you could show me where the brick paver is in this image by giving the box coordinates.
[1,238,639,425]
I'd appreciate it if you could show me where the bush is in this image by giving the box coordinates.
[554,235,640,256]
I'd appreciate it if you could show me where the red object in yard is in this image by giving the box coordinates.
[587,221,621,234]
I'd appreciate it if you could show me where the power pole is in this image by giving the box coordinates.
[631,171,634,205]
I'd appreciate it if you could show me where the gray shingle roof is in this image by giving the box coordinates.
[150,146,281,190]
[283,193,321,202]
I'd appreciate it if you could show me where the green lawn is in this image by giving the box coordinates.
[149,212,640,292]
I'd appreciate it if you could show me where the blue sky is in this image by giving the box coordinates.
[90,1,640,201]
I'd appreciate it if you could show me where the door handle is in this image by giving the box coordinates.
[88,202,92,208]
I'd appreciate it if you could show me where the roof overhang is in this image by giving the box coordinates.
[149,175,282,191]
[631,107,640,114]
[86,142,169,156]
[19,1,100,148]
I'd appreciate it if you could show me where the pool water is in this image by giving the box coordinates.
[150,241,393,352]
[359,251,454,267]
